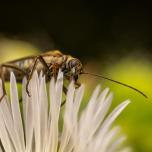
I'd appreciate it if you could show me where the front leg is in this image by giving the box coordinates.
[61,85,68,107]
[61,75,81,107]
[66,74,81,88]
[75,81,81,88]
[26,56,50,97]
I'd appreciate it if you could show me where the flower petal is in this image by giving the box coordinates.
[10,72,25,151]
[0,71,131,152]
[22,77,34,152]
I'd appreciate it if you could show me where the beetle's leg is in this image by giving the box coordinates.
[1,63,27,75]
[49,63,61,79]
[61,82,81,107]
[67,74,81,88]
[0,66,6,102]
[38,56,50,71]
[61,75,81,107]
[75,81,81,88]
[0,63,27,102]
[73,74,81,88]
[26,56,50,97]
[61,85,68,107]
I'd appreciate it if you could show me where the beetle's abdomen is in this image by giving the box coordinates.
[3,58,35,81]
[3,55,68,81]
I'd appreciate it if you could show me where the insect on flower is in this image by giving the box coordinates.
[0,50,147,103]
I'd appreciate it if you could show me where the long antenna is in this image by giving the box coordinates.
[81,72,147,98]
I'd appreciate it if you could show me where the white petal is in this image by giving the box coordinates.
[107,136,126,152]
[22,77,33,152]
[0,103,13,152]
[30,71,41,152]
[96,126,121,152]
[77,85,101,144]
[0,71,131,152]
[46,72,63,152]
[10,73,25,151]
[39,76,48,151]
[100,100,130,137]
[93,100,131,151]
[118,147,133,152]
[59,81,75,152]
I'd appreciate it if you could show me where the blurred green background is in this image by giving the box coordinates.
[0,1,152,151]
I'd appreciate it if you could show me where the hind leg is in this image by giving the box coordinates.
[0,64,27,102]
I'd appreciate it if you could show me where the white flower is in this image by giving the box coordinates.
[0,71,132,152]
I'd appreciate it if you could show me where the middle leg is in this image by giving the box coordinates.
[26,56,50,96]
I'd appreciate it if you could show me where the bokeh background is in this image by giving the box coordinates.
[0,1,152,151]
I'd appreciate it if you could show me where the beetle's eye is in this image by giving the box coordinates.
[69,60,76,68]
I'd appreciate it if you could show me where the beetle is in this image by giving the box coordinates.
[0,50,147,102]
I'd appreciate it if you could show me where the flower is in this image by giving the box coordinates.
[0,71,132,152]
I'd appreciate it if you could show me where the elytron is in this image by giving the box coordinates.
[0,50,147,102]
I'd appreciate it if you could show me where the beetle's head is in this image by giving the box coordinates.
[63,58,83,80]
[68,58,83,74]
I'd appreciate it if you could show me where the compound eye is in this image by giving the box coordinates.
[69,60,77,68]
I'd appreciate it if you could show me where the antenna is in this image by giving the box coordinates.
[81,72,147,98]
